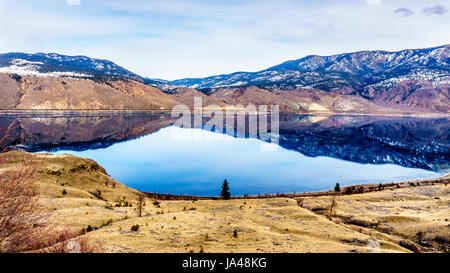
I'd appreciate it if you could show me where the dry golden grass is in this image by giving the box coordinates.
[300,183,450,252]
[88,198,405,253]
[1,151,448,253]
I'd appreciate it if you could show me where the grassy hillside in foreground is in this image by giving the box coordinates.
[0,151,448,253]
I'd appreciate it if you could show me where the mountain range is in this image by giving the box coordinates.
[0,45,449,113]
[171,45,449,92]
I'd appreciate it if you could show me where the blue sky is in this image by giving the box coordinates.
[0,0,448,80]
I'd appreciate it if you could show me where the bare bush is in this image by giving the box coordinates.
[0,124,102,253]
[137,194,145,217]
[0,119,44,252]
[0,119,19,152]
[327,195,338,220]
[0,165,44,253]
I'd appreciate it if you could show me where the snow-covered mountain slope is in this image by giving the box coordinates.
[0,53,138,78]
[0,52,171,88]
[170,45,450,97]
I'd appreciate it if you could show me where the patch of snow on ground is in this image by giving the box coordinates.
[11,59,44,66]
[0,59,92,78]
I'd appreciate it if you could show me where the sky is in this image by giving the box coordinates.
[0,0,448,80]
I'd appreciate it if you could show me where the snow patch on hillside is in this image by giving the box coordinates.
[0,58,92,78]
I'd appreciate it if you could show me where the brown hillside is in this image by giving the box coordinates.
[0,74,178,110]
[1,73,449,113]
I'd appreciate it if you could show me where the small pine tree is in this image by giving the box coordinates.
[221,179,231,200]
[334,183,341,193]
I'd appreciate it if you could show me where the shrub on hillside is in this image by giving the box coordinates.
[131,224,140,232]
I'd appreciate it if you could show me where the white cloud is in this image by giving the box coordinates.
[422,4,448,15]
[394,8,415,17]
[366,0,381,6]
[66,0,81,6]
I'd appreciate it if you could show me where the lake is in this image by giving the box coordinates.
[0,112,448,196]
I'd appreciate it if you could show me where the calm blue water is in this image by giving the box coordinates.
[52,126,442,196]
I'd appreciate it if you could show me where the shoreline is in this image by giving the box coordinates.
[143,173,450,201]
[0,109,449,118]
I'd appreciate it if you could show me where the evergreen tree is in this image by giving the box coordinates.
[334,183,341,193]
[221,179,231,200]
[378,183,384,191]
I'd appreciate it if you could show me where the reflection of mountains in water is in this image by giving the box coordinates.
[277,115,449,172]
[0,113,448,171]
[0,112,176,152]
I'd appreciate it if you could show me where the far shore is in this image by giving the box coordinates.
[0,109,449,118]
[143,173,450,201]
